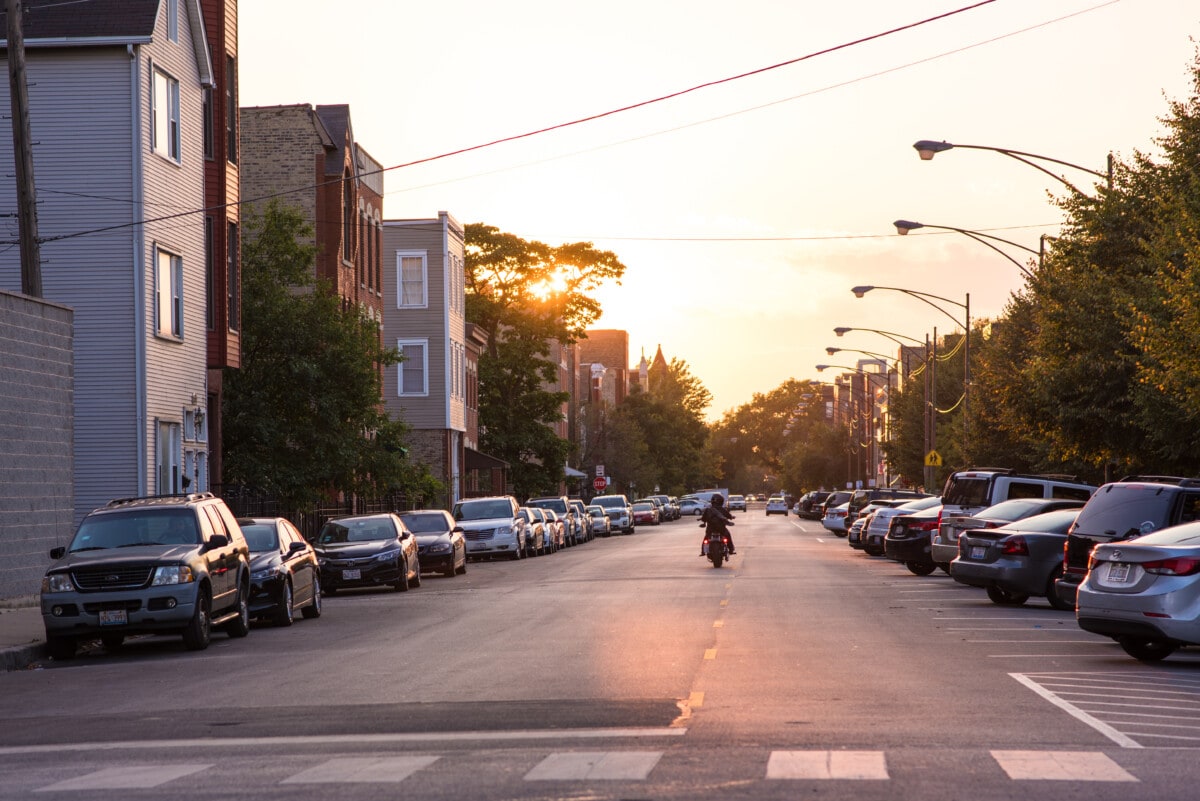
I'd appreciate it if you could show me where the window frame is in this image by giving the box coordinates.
[151,65,181,163]
[396,251,428,309]
[156,246,183,340]
[397,339,429,397]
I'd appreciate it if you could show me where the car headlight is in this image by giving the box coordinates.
[151,565,195,586]
[42,573,74,593]
[251,566,282,581]
[495,525,512,537]
[375,548,402,563]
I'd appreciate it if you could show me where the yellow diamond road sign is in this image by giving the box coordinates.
[924,450,943,467]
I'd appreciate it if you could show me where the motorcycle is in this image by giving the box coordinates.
[700,517,734,568]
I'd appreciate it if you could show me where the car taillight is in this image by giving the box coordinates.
[1142,557,1200,576]
[916,519,939,531]
[1000,536,1029,556]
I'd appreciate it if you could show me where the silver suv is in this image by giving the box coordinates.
[40,493,252,659]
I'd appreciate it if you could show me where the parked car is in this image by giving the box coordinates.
[399,510,468,575]
[846,488,927,520]
[543,509,567,549]
[815,490,853,521]
[633,501,661,526]
[939,467,1094,520]
[569,499,593,541]
[728,494,747,512]
[314,513,421,593]
[1076,520,1200,661]
[846,501,902,550]
[240,516,322,626]
[41,493,252,658]
[527,496,581,546]
[822,502,851,535]
[796,491,830,519]
[884,502,944,575]
[1056,476,1200,608]
[766,495,790,516]
[515,508,547,556]
[585,505,612,537]
[950,508,1081,609]
[647,494,680,520]
[863,496,942,556]
[453,495,526,560]
[678,498,706,516]
[592,494,634,533]
[636,497,667,524]
[530,507,558,553]
[933,497,1089,572]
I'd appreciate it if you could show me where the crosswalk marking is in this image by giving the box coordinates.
[280,756,440,784]
[991,751,1137,781]
[36,764,211,791]
[524,751,663,780]
[767,750,888,780]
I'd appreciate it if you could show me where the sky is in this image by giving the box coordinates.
[240,0,1200,421]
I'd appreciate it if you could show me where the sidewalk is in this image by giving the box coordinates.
[0,597,46,671]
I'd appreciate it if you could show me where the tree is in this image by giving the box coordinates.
[465,224,626,497]
[222,201,438,509]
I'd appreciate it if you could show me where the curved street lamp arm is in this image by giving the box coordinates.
[956,230,1035,279]
[914,140,1111,193]
[857,285,965,328]
[834,326,924,347]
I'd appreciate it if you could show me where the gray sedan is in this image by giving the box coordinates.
[1077,521,1200,661]
[950,509,1081,609]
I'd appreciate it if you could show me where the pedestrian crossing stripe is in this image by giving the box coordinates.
[767,750,887,780]
[36,764,212,791]
[281,756,440,784]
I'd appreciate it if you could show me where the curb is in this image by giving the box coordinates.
[1,643,45,672]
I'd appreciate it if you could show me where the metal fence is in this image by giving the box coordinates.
[212,486,410,542]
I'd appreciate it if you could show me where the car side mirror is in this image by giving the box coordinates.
[287,541,306,554]
[452,526,464,534]
[50,546,66,559]
[205,533,230,550]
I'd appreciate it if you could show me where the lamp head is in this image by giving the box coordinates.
[825,347,839,356]
[893,219,923,236]
[833,326,851,337]
[913,140,953,160]
[815,364,829,372]
[851,285,874,298]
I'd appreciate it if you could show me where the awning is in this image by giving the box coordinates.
[564,466,587,478]
[465,448,508,471]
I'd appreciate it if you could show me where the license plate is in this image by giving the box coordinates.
[98,609,127,626]
[970,546,986,559]
[342,569,361,580]
[1107,562,1132,583]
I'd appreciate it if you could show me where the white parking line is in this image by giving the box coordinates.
[766,750,888,780]
[1011,674,1141,748]
[991,750,1137,781]
[281,756,440,784]
[525,751,663,780]
[36,764,211,791]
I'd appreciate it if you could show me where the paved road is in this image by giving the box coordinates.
[2,510,1198,799]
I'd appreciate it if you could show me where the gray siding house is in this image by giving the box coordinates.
[0,0,214,524]
[382,212,468,506]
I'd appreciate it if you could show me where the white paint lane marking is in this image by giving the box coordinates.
[704,649,717,660]
[766,751,888,780]
[991,751,1137,781]
[0,728,687,756]
[524,751,663,780]
[1011,674,1141,748]
[281,756,439,784]
[36,764,211,791]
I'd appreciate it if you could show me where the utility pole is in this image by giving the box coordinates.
[6,0,41,297]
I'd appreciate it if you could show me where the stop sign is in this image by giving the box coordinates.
[593,477,607,491]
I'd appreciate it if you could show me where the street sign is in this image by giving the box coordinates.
[593,476,607,491]
[924,450,943,467]
[596,464,605,477]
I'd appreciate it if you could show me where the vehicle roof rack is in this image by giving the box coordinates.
[1115,475,1200,485]
[103,492,216,508]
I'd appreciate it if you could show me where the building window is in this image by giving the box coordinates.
[156,248,183,339]
[397,252,427,308]
[202,86,213,160]
[225,55,238,164]
[157,421,181,494]
[167,0,179,42]
[204,217,214,330]
[227,222,240,331]
[152,67,180,162]
[397,339,428,396]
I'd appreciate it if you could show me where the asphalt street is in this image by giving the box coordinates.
[2,506,1199,800]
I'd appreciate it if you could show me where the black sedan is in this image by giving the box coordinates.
[313,513,421,593]
[884,504,944,575]
[239,517,322,626]
[399,510,468,576]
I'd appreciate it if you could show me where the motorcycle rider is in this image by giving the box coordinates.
[699,494,736,556]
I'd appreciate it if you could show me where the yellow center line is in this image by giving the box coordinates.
[704,649,718,660]
[720,600,729,607]
[713,620,724,628]
[688,691,704,708]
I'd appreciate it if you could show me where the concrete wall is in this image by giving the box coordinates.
[0,291,74,599]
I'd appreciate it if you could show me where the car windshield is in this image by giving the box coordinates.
[318,518,396,544]
[1072,485,1175,538]
[70,509,199,551]
[527,499,567,513]
[240,522,280,552]
[633,502,653,511]
[453,500,514,521]
[588,508,605,517]
[593,497,625,509]
[942,476,993,507]
[399,512,450,533]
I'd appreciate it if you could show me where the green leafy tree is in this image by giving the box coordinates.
[223,202,438,509]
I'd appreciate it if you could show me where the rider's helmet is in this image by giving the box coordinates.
[711,494,724,507]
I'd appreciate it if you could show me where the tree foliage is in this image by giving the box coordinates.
[222,201,439,509]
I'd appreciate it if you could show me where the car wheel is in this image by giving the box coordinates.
[100,633,124,651]
[182,587,212,650]
[1045,567,1074,611]
[393,560,410,592]
[1118,636,1178,662]
[223,581,251,638]
[905,560,937,576]
[301,574,322,619]
[274,580,295,627]
[46,635,77,660]
[986,585,1029,606]
[456,548,468,575]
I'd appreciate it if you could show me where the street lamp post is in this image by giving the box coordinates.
[825,349,899,487]
[893,219,1037,279]
[817,362,890,489]
[912,139,1112,195]
[851,285,970,462]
